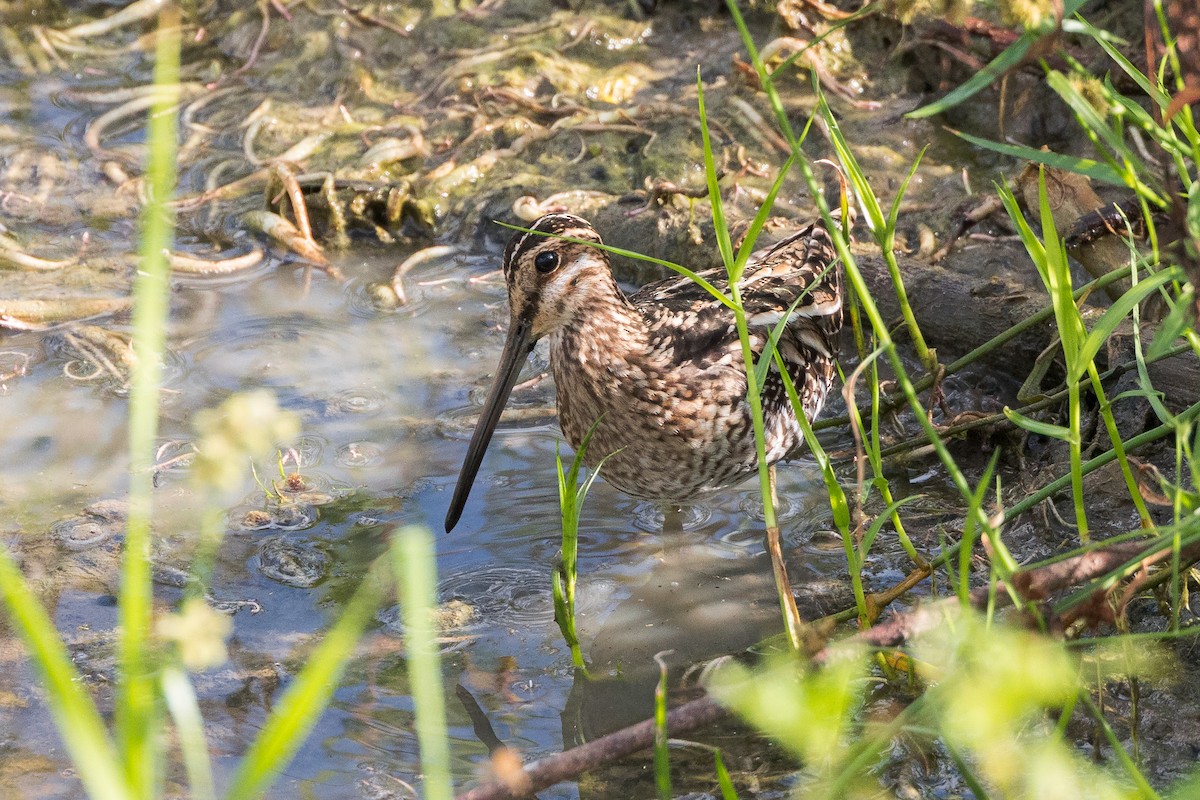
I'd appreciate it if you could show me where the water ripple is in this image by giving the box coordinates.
[411,565,558,631]
[335,441,384,468]
[254,535,330,588]
[325,387,388,416]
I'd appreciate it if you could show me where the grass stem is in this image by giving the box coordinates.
[396,527,454,800]
[118,7,180,790]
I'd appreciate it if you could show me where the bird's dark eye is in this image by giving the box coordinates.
[534,250,560,273]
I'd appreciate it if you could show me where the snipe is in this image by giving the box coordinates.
[444,213,844,532]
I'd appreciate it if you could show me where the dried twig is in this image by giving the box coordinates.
[455,693,726,800]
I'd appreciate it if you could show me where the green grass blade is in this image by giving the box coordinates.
[766,5,877,84]
[1030,171,1089,540]
[803,101,1021,580]
[958,451,1001,605]
[697,69,735,275]
[1069,267,1181,382]
[714,749,739,800]
[943,739,994,800]
[733,151,796,277]
[723,0,799,145]
[886,146,928,235]
[752,260,839,389]
[1079,692,1162,799]
[1085,361,1153,528]
[949,129,1125,185]
[1075,15,1169,108]
[654,651,672,800]
[551,570,580,662]
[860,495,922,557]
[1045,68,1129,162]
[558,418,604,578]
[822,90,933,367]
[696,48,784,554]
[777,356,850,534]
[908,42,1032,119]
[996,181,1047,264]
[225,553,393,800]
[821,91,884,233]
[1003,406,1075,440]
[0,545,134,800]
[907,0,1090,119]
[1106,85,1189,158]
[119,8,181,789]
[396,526,453,800]
[776,354,866,621]
[162,666,216,800]
[555,419,603,671]
[997,174,1086,366]
[1148,286,1197,360]
[1003,399,1200,521]
[1036,173,1085,364]
[1045,70,1163,203]
[556,445,571,534]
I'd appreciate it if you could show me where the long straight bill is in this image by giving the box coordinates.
[444,316,535,532]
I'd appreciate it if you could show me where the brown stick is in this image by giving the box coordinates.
[455,694,727,800]
[824,537,1200,660]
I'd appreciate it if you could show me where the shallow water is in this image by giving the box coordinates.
[0,241,869,797]
[0,1,1131,798]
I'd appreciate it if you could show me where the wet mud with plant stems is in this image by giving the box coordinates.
[0,0,1198,797]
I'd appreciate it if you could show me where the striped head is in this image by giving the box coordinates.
[446,213,610,532]
[501,213,609,339]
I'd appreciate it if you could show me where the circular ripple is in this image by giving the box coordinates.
[51,500,128,551]
[48,335,187,397]
[428,566,556,630]
[229,503,318,531]
[715,526,766,551]
[335,441,384,468]
[254,536,329,588]
[52,518,115,551]
[736,491,797,522]
[631,501,714,533]
[283,435,325,469]
[806,529,845,552]
[376,598,477,636]
[344,277,415,320]
[324,387,388,416]
[273,470,338,505]
[343,244,461,319]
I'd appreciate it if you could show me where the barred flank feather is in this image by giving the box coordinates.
[534,215,844,501]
